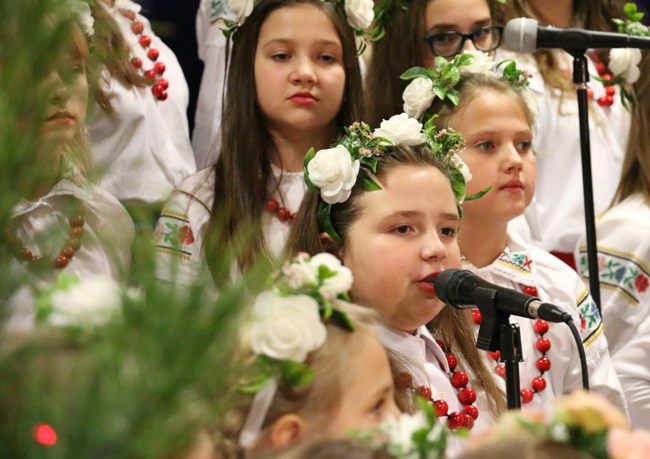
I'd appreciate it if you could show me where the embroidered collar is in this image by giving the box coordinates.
[462,246,536,287]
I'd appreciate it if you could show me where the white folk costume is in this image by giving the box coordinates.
[496,49,629,255]
[154,167,306,286]
[576,193,650,428]
[193,0,234,168]
[87,0,196,206]
[7,175,135,330]
[463,230,628,417]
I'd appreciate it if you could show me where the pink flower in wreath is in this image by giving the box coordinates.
[634,274,649,293]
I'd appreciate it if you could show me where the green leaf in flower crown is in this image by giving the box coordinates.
[465,185,493,202]
[303,147,319,193]
[329,308,355,332]
[278,359,315,387]
[357,169,382,192]
[400,66,431,81]
[317,200,342,242]
[318,264,337,280]
[448,168,466,203]
[447,91,460,106]
[362,156,379,174]
[239,373,273,394]
[432,84,448,100]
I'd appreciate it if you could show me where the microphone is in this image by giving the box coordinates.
[434,268,572,324]
[504,17,650,53]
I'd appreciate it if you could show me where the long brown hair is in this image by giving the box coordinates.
[612,50,650,206]
[284,145,506,416]
[204,0,365,284]
[493,0,625,91]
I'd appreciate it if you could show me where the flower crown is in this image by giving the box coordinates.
[220,0,376,52]
[238,252,355,448]
[57,0,95,37]
[304,113,486,241]
[401,51,529,120]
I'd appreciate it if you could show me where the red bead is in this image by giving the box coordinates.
[436,339,446,352]
[487,350,500,361]
[60,246,76,258]
[595,62,607,75]
[266,198,279,211]
[462,404,479,420]
[521,388,534,403]
[534,320,549,335]
[131,21,144,34]
[139,35,152,48]
[601,73,613,82]
[536,356,551,372]
[522,285,538,296]
[462,414,475,430]
[458,387,477,405]
[450,371,469,388]
[152,83,166,98]
[54,256,69,269]
[144,70,157,80]
[604,95,614,105]
[123,10,136,20]
[153,62,166,74]
[416,385,432,400]
[131,57,143,69]
[535,337,551,353]
[70,215,84,227]
[158,78,169,89]
[396,372,412,390]
[446,353,457,370]
[495,363,506,378]
[156,91,168,101]
[19,247,33,262]
[605,85,616,96]
[277,208,291,221]
[67,237,81,251]
[447,412,465,429]
[71,226,84,238]
[532,376,547,392]
[471,309,482,324]
[434,399,448,417]
[147,48,160,61]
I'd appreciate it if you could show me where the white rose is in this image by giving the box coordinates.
[402,77,435,119]
[344,0,374,31]
[449,154,473,183]
[250,291,327,362]
[373,113,427,146]
[48,277,122,328]
[608,48,642,83]
[380,411,427,456]
[461,50,495,74]
[68,0,94,36]
[310,253,353,297]
[227,0,255,23]
[307,145,360,204]
[282,260,319,289]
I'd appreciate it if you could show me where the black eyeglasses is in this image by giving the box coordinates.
[423,25,503,58]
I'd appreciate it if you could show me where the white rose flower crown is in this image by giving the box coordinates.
[304,113,490,242]
[238,252,355,448]
[220,0,377,53]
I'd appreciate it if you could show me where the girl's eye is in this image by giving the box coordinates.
[475,141,494,152]
[371,398,386,416]
[319,54,337,63]
[518,140,533,153]
[440,226,458,238]
[392,225,412,234]
[271,53,290,61]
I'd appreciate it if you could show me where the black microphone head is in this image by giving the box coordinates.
[433,268,472,306]
[504,17,539,53]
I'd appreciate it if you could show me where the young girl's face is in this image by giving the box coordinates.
[451,90,535,225]
[422,0,494,67]
[40,35,88,150]
[254,3,346,135]
[340,165,462,333]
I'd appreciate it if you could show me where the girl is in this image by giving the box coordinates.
[214,253,400,456]
[422,65,627,414]
[5,2,134,331]
[576,49,650,428]
[86,0,196,227]
[494,0,629,267]
[285,116,505,432]
[154,0,366,287]
[364,0,502,128]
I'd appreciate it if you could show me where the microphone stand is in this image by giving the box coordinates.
[473,287,523,410]
[569,51,602,310]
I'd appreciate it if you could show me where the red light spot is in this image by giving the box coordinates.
[33,424,57,447]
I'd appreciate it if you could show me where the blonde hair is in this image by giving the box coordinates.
[612,50,650,207]
[214,302,392,457]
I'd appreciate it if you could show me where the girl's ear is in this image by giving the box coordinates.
[318,232,340,256]
[269,414,306,448]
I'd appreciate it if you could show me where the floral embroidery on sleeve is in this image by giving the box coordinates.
[576,290,603,347]
[154,210,195,260]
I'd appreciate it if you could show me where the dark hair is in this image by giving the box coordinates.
[284,144,507,416]
[204,0,365,284]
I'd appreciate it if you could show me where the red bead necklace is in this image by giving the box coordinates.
[589,52,616,107]
[119,8,169,101]
[265,198,296,224]
[471,285,552,404]
[9,212,85,270]
[397,342,479,431]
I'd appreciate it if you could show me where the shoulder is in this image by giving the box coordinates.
[164,168,215,215]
